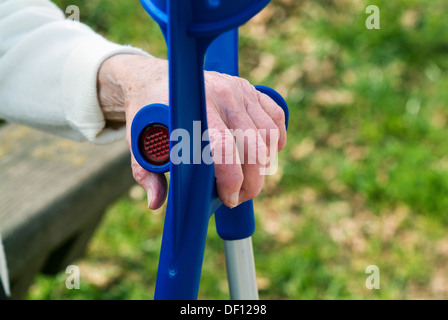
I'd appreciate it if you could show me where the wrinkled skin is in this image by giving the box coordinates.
[98,54,287,210]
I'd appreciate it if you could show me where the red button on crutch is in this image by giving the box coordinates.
[139,124,170,166]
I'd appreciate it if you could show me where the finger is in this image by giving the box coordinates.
[207,107,244,208]
[223,102,267,204]
[130,155,168,210]
[256,90,287,151]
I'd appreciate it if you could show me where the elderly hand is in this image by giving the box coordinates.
[98,54,286,209]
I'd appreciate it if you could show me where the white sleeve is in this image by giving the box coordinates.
[0,0,152,144]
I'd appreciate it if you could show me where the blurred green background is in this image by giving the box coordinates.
[28,0,448,299]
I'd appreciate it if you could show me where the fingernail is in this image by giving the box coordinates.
[229,192,239,208]
[147,188,153,208]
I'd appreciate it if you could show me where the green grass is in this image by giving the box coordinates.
[28,0,448,299]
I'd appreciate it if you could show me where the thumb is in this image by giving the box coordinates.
[131,156,168,209]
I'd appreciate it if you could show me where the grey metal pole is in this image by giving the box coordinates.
[0,233,10,299]
[223,237,259,300]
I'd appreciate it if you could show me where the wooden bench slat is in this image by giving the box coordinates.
[0,124,136,298]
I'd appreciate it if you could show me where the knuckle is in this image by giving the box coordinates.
[131,163,147,184]
[244,182,263,200]
[238,77,253,90]
[228,168,244,188]
[216,165,244,191]
[241,167,264,200]
[211,78,233,98]
[271,107,286,126]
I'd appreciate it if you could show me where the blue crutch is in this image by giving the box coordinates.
[131,0,289,300]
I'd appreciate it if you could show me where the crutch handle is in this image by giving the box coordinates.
[131,103,170,174]
[130,86,288,174]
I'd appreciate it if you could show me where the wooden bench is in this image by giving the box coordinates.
[0,122,135,299]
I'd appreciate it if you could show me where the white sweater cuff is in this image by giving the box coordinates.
[61,30,152,144]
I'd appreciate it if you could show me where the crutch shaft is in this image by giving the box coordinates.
[224,237,259,300]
